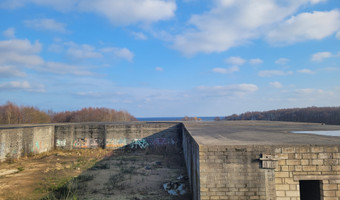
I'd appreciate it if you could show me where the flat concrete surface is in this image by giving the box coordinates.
[184,121,340,145]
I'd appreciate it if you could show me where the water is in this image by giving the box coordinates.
[137,116,219,122]
[292,130,340,137]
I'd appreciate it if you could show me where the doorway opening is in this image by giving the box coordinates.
[299,180,321,200]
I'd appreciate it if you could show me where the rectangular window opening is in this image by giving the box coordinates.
[299,180,321,200]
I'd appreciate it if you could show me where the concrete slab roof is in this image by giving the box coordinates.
[183,121,340,145]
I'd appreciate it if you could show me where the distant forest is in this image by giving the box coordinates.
[223,107,340,125]
[0,101,136,125]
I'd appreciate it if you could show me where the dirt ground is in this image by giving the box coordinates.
[0,148,191,200]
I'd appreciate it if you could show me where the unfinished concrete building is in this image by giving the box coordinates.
[1,121,340,199]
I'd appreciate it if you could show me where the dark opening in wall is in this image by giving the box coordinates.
[299,180,321,200]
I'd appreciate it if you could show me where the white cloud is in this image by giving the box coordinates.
[311,52,332,62]
[155,67,163,71]
[269,81,283,88]
[258,70,293,77]
[3,28,15,39]
[295,88,334,96]
[196,84,258,97]
[298,69,315,74]
[275,58,289,65]
[113,48,134,62]
[0,0,79,11]
[2,0,176,25]
[171,0,328,55]
[0,81,45,92]
[44,62,96,76]
[0,66,26,77]
[101,47,135,62]
[267,10,340,44]
[23,18,68,33]
[337,31,340,40]
[249,58,263,65]
[77,0,176,25]
[0,39,42,54]
[0,39,43,66]
[212,66,239,74]
[48,44,63,53]
[67,43,102,59]
[0,38,100,76]
[131,32,147,40]
[225,56,246,65]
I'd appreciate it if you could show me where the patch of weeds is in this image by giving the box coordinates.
[17,166,24,172]
[120,166,136,174]
[117,160,124,166]
[118,156,137,162]
[105,173,125,190]
[42,181,79,200]
[90,162,110,170]
[74,174,94,182]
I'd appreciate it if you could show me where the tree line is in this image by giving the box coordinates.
[0,101,136,125]
[223,107,340,125]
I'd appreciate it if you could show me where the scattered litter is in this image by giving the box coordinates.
[163,181,187,196]
[144,166,151,170]
[177,175,188,180]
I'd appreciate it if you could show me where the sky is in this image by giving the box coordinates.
[0,0,340,118]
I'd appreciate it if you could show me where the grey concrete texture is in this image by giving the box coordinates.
[184,121,340,145]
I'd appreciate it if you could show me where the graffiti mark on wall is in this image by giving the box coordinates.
[73,138,102,148]
[56,139,66,147]
[104,137,178,149]
[106,138,127,148]
[130,139,149,149]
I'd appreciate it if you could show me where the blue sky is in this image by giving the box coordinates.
[0,0,339,117]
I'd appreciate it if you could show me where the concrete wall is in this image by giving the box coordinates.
[182,125,200,200]
[0,125,54,161]
[199,145,276,200]
[55,124,106,149]
[105,123,181,150]
[0,122,182,162]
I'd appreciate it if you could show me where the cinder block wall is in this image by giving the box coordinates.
[199,145,277,200]
[197,144,340,200]
[274,145,340,200]
[182,125,200,200]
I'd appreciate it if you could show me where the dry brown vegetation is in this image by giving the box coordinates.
[0,148,190,200]
[0,101,136,125]
[224,106,340,125]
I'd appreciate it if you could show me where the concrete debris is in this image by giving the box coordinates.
[144,165,151,170]
[163,181,187,196]
[177,175,188,180]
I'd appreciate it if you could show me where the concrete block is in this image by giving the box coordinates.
[311,159,324,165]
[311,146,324,153]
[285,191,299,197]
[276,184,290,190]
[323,191,336,197]
[319,153,333,159]
[323,184,337,190]
[286,160,301,165]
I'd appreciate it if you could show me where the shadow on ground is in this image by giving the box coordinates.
[43,147,191,200]
[42,141,191,200]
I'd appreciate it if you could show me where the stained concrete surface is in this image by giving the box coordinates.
[184,121,340,145]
